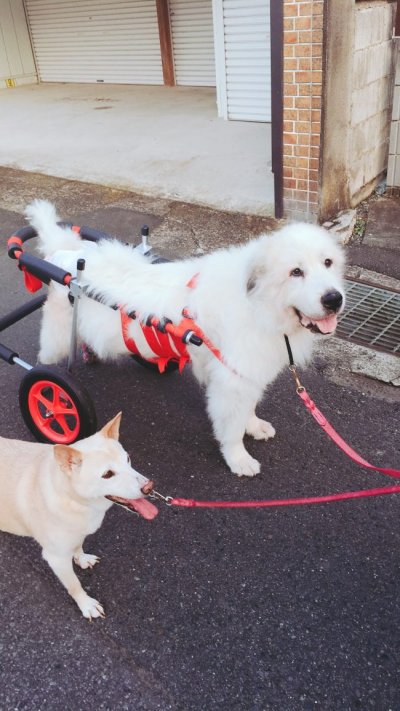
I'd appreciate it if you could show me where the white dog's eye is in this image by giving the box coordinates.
[325,258,333,268]
[290,267,304,277]
[102,470,115,479]
[127,454,131,464]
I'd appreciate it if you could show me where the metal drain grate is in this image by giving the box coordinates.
[336,279,400,356]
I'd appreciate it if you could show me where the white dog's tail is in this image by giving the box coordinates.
[25,199,81,256]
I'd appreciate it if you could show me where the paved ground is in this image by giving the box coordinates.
[0,169,399,710]
[0,83,274,215]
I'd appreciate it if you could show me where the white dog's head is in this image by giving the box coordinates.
[251,223,345,337]
[53,413,158,519]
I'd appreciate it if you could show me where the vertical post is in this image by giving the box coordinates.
[67,258,85,372]
[270,1,284,219]
[156,0,175,86]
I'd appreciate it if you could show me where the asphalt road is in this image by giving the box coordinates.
[0,195,400,711]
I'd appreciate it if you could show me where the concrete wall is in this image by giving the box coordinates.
[0,0,37,89]
[350,2,395,202]
[320,0,396,221]
[387,41,400,189]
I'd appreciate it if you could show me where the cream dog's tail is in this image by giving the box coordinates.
[25,199,81,256]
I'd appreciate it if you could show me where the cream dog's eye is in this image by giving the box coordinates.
[102,470,115,479]
[290,267,304,277]
[325,258,333,268]
[127,454,131,464]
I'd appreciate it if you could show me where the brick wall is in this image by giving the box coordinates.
[282,0,324,222]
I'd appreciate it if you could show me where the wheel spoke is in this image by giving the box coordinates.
[32,390,55,411]
[53,413,75,435]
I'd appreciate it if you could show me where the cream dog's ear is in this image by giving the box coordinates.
[54,445,82,475]
[100,412,122,440]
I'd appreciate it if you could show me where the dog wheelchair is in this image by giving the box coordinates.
[2,222,205,445]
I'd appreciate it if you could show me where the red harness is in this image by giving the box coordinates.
[121,310,192,373]
[120,273,232,374]
[120,308,229,374]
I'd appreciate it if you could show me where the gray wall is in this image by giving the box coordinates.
[321,0,396,220]
[0,0,37,89]
[387,42,400,188]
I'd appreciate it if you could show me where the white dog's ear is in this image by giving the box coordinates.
[246,264,266,295]
[54,445,82,475]
[101,412,122,440]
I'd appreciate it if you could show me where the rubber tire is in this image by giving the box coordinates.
[131,354,179,374]
[19,365,97,444]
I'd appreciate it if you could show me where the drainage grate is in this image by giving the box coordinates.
[336,279,400,356]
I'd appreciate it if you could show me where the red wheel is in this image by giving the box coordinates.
[19,366,97,444]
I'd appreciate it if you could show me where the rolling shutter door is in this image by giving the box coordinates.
[25,0,163,85]
[169,0,216,86]
[214,0,271,121]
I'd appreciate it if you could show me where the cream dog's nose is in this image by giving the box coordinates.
[141,480,154,495]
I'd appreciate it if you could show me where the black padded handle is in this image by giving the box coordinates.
[18,252,72,286]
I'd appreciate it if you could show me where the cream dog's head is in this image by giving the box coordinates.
[53,413,158,519]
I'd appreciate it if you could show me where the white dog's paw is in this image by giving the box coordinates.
[77,594,105,620]
[246,416,276,441]
[74,553,100,570]
[224,445,261,477]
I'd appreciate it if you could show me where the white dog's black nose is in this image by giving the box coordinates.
[321,290,343,313]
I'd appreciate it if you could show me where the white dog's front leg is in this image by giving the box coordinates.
[43,549,105,620]
[246,414,276,441]
[206,377,261,477]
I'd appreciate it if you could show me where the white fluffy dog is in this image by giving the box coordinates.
[26,200,345,477]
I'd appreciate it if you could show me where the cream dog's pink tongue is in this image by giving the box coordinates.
[128,498,158,519]
[108,495,158,519]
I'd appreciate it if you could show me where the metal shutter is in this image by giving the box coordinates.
[25,0,163,85]
[214,0,271,121]
[169,0,216,86]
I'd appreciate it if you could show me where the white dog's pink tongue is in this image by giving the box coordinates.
[128,497,158,519]
[313,314,338,333]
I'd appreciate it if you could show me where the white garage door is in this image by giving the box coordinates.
[169,0,216,86]
[213,0,271,121]
[25,0,163,84]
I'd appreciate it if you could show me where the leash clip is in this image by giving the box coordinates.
[149,490,173,506]
[289,364,305,394]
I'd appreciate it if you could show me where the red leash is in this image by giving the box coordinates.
[169,486,400,508]
[152,337,400,510]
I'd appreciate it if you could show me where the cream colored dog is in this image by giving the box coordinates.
[0,413,157,619]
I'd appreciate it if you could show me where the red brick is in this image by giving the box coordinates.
[295,16,312,30]
[295,96,312,108]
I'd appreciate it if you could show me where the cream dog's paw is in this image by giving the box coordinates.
[78,594,105,620]
[74,552,100,570]
[246,416,276,441]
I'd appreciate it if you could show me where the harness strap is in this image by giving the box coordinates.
[120,310,191,373]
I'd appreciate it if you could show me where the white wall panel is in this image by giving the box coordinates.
[0,0,37,87]
[213,0,270,121]
[169,0,215,86]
